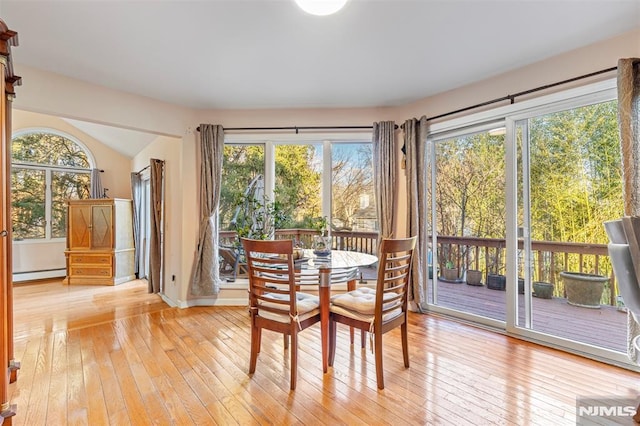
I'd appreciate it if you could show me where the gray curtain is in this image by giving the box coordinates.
[131,172,143,278]
[149,159,164,294]
[617,57,640,363]
[404,116,428,309]
[90,168,103,198]
[190,124,225,296]
[372,121,397,240]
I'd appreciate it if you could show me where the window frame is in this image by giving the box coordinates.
[11,128,96,243]
[223,132,373,226]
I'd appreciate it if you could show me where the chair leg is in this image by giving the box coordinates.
[249,323,260,374]
[257,328,262,353]
[374,330,384,390]
[290,330,298,390]
[283,334,289,350]
[401,322,409,368]
[361,330,367,349]
[328,319,337,367]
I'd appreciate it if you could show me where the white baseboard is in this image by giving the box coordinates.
[13,269,66,282]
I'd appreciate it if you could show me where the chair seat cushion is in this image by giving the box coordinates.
[330,303,402,324]
[330,287,399,315]
[258,292,320,323]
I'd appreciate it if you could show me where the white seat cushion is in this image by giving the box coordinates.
[258,292,320,323]
[330,287,399,315]
[330,303,402,324]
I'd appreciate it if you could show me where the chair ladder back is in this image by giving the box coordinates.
[242,238,298,317]
[375,237,417,319]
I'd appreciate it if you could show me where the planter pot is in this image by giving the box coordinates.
[442,267,460,282]
[466,269,483,286]
[518,278,525,295]
[560,271,608,309]
[533,281,554,299]
[487,274,506,291]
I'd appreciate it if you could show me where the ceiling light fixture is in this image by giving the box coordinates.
[294,0,349,16]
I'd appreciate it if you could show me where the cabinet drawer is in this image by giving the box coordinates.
[69,254,112,265]
[70,266,113,277]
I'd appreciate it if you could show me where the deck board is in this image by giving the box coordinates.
[429,278,627,352]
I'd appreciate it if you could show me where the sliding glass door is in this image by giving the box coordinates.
[514,98,625,354]
[427,123,508,323]
[425,81,630,364]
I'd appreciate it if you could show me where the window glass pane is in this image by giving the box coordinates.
[51,171,91,238]
[11,167,46,240]
[12,132,90,168]
[274,144,322,229]
[529,100,621,246]
[331,143,376,231]
[219,145,265,232]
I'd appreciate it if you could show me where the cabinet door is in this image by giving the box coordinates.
[91,204,113,249]
[68,204,92,249]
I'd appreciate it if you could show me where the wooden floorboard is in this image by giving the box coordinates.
[7,279,639,425]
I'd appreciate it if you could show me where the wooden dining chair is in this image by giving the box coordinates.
[241,238,321,390]
[328,236,417,390]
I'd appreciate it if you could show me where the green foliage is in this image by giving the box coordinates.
[274,145,322,228]
[310,216,329,235]
[529,100,622,245]
[12,133,90,167]
[232,194,289,241]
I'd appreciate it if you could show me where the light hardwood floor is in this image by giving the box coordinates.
[7,279,640,425]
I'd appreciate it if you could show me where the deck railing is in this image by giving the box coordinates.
[219,229,379,255]
[434,235,616,305]
[219,230,617,305]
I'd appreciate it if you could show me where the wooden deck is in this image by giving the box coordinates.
[7,279,640,425]
[430,279,627,353]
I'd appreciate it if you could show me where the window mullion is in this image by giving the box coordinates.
[322,140,331,220]
[45,169,52,239]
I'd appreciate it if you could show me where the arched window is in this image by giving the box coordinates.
[11,130,94,240]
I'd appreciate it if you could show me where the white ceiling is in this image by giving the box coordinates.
[2,0,639,111]
[1,0,639,158]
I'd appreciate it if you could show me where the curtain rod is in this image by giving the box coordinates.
[195,124,399,133]
[135,164,150,175]
[425,66,618,122]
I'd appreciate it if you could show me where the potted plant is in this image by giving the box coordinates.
[442,260,460,282]
[533,281,554,299]
[486,248,506,290]
[560,271,608,308]
[465,269,483,286]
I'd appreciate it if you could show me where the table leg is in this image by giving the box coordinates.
[319,266,331,373]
